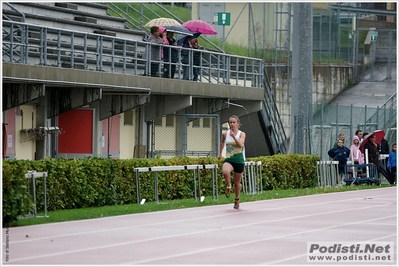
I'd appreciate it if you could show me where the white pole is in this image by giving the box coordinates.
[365,149,369,177]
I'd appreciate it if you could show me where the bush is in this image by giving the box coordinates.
[2,154,319,226]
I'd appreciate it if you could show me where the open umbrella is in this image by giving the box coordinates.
[176,32,201,46]
[359,129,385,154]
[164,25,193,36]
[182,19,217,35]
[145,18,181,27]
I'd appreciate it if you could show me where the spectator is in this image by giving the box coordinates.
[380,137,390,155]
[147,26,164,77]
[333,132,345,148]
[350,135,364,165]
[190,37,202,81]
[387,142,397,185]
[355,129,363,142]
[364,134,389,180]
[181,36,193,80]
[328,139,350,183]
[163,31,178,79]
[380,135,390,170]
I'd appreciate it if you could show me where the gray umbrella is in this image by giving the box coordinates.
[164,25,193,36]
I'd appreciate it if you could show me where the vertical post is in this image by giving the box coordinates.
[291,3,313,154]
[31,172,37,217]
[44,172,47,217]
[135,169,140,204]
[197,165,201,202]
[154,171,159,204]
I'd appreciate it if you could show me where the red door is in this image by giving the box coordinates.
[57,109,93,158]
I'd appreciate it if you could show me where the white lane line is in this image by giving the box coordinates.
[7,202,395,263]
[127,217,396,265]
[8,192,396,245]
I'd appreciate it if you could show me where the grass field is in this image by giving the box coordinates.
[10,184,392,228]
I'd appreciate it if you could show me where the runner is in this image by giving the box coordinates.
[218,115,246,209]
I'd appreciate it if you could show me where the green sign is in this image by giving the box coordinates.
[370,31,378,41]
[217,12,230,26]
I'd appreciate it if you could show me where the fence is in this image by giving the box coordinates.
[307,101,397,161]
[2,20,263,88]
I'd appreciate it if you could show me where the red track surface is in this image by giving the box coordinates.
[2,187,397,266]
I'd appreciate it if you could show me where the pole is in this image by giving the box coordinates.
[222,25,225,52]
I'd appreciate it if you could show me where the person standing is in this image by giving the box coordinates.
[350,135,364,178]
[328,139,350,183]
[355,130,363,142]
[218,115,246,209]
[350,135,364,165]
[147,26,164,77]
[181,36,192,80]
[333,132,345,148]
[364,134,380,167]
[387,142,397,185]
[162,31,178,79]
[190,37,202,81]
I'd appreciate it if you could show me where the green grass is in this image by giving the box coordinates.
[9,184,391,228]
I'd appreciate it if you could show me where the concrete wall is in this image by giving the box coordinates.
[15,105,37,160]
[265,64,353,138]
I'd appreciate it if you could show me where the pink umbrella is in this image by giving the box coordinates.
[182,19,217,35]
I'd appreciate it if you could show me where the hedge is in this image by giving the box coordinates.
[2,154,319,226]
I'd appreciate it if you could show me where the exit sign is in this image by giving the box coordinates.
[217,12,230,26]
[370,31,378,41]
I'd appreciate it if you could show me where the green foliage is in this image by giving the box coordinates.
[2,160,35,227]
[2,154,320,226]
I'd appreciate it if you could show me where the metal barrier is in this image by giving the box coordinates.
[24,170,48,218]
[242,161,263,195]
[134,164,218,204]
[316,161,340,187]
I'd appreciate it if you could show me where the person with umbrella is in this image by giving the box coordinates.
[162,30,178,79]
[328,139,350,183]
[181,35,193,80]
[363,133,390,182]
[147,26,164,77]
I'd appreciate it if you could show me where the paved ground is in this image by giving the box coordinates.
[3,187,397,266]
[329,64,396,108]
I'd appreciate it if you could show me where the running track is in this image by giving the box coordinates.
[2,187,397,266]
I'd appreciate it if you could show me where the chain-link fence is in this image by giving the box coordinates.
[148,114,220,158]
[307,99,397,161]
[313,7,396,82]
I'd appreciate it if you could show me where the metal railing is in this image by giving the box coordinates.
[2,20,263,88]
[365,92,397,131]
[261,67,288,154]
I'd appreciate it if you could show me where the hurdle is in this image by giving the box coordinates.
[134,164,219,204]
[242,161,263,195]
[316,161,340,187]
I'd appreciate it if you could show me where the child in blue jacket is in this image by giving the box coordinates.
[387,142,396,185]
[328,139,350,183]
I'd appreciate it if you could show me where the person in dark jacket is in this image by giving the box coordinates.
[181,36,192,80]
[190,37,202,81]
[364,134,390,181]
[328,139,350,183]
[163,31,178,79]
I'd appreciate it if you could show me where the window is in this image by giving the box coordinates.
[166,116,174,127]
[154,117,163,127]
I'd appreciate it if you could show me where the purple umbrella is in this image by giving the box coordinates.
[182,20,217,35]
